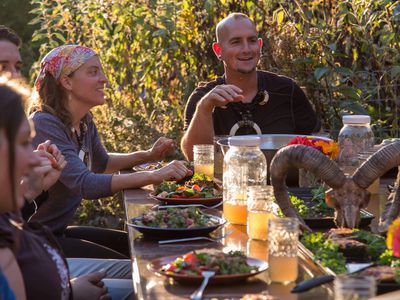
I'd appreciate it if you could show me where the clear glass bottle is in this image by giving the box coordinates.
[223,136,267,225]
[268,218,299,284]
[338,115,374,175]
[334,275,376,300]
[193,144,214,178]
[247,185,275,241]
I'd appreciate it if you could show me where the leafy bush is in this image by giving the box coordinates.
[0,0,40,77]
[26,0,399,227]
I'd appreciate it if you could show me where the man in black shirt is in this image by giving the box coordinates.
[181,13,320,160]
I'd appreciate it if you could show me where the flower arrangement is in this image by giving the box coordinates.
[387,218,400,257]
[287,136,339,160]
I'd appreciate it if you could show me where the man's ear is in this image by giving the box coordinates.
[212,42,222,59]
[59,75,73,91]
[258,38,263,49]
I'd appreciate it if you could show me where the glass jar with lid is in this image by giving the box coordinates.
[338,115,374,175]
[223,136,267,225]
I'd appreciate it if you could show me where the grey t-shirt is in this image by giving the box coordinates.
[30,111,113,234]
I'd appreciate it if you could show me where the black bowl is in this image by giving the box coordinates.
[127,214,225,240]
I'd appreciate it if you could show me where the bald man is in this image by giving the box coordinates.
[181,13,320,160]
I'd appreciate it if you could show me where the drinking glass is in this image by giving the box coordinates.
[213,135,230,181]
[334,275,376,300]
[193,144,214,178]
[247,185,275,241]
[268,218,299,284]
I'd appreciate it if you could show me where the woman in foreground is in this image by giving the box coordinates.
[0,81,111,299]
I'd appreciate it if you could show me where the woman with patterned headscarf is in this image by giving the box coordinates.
[29,45,192,258]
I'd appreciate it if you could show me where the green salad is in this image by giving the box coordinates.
[161,250,258,276]
[302,229,400,280]
[155,173,219,199]
[135,207,218,229]
[277,186,369,219]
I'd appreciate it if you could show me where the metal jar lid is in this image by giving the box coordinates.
[342,115,371,124]
[228,136,261,147]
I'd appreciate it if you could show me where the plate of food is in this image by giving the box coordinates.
[301,228,400,294]
[133,162,164,172]
[286,187,374,228]
[148,249,268,284]
[152,173,222,206]
[127,207,225,239]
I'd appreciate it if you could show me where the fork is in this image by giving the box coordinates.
[190,271,215,300]
[158,230,233,245]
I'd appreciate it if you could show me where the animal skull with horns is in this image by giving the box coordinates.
[270,142,400,231]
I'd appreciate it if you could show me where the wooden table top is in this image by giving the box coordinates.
[123,187,347,300]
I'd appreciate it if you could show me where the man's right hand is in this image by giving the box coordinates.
[151,160,192,183]
[198,84,244,112]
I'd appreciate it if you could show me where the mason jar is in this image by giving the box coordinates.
[338,115,374,175]
[247,185,275,241]
[193,144,214,178]
[223,136,267,225]
[268,218,299,284]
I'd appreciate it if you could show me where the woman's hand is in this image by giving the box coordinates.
[22,141,67,201]
[148,137,175,161]
[71,271,110,300]
[151,160,192,184]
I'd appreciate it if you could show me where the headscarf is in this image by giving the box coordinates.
[35,45,97,91]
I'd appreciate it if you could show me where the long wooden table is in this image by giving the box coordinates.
[123,174,394,300]
[123,187,351,300]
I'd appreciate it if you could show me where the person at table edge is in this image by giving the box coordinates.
[181,13,321,160]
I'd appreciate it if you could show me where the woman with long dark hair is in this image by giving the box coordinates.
[0,80,112,299]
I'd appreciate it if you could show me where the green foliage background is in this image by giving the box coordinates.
[0,0,39,77]
[3,0,399,228]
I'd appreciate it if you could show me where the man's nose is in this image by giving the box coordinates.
[242,41,251,52]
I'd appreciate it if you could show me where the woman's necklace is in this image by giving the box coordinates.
[71,121,88,163]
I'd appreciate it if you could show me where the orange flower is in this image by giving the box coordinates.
[314,140,340,160]
[287,136,339,160]
[387,218,400,257]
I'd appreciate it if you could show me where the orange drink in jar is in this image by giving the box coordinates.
[223,199,247,225]
[247,185,275,240]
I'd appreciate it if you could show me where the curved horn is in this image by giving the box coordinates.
[378,167,400,232]
[353,142,400,188]
[270,145,346,230]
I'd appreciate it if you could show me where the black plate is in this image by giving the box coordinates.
[303,210,374,229]
[127,214,225,239]
[289,187,375,229]
[150,193,222,206]
[377,282,400,294]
